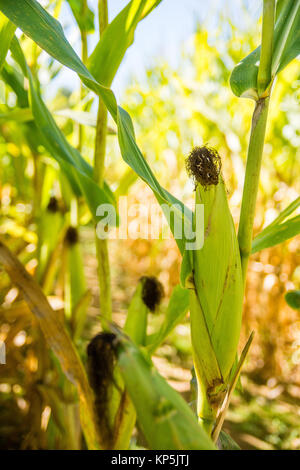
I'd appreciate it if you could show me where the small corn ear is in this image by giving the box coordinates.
[36,197,64,282]
[184,147,244,429]
[124,278,148,345]
[193,180,243,379]
[124,276,164,346]
[63,227,87,329]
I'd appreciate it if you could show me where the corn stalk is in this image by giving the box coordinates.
[93,0,112,326]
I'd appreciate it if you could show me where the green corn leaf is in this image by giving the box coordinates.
[54,109,116,134]
[272,0,300,75]
[54,109,98,127]
[211,331,254,443]
[193,180,244,381]
[89,0,162,87]
[10,37,117,222]
[0,0,192,254]
[252,196,300,253]
[116,334,216,450]
[67,0,94,34]
[230,0,300,99]
[1,58,116,213]
[285,290,300,310]
[0,0,117,117]
[140,0,164,19]
[1,62,29,108]
[0,107,32,123]
[0,107,116,133]
[262,196,300,228]
[252,214,300,253]
[26,66,117,219]
[0,12,16,72]
[147,285,190,353]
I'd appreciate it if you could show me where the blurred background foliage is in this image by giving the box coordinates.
[0,0,299,450]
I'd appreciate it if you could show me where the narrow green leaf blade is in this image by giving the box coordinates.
[89,0,144,86]
[11,37,116,222]
[116,336,216,450]
[252,215,300,253]
[67,0,94,33]
[0,107,32,122]
[89,0,162,86]
[0,12,16,72]
[272,0,300,75]
[230,0,300,98]
[265,196,300,228]
[0,0,191,251]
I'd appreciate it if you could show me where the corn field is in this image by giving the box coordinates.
[0,0,299,451]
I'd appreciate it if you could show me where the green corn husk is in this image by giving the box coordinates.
[108,277,163,448]
[115,331,216,450]
[63,226,86,320]
[87,278,162,449]
[123,278,149,346]
[124,276,163,346]
[36,197,64,283]
[183,147,244,432]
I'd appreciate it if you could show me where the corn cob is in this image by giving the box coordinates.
[184,146,244,433]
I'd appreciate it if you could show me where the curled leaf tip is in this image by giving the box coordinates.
[141,276,164,312]
[186,146,221,188]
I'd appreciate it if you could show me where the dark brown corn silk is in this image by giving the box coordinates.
[186,146,221,188]
[47,196,59,213]
[86,333,117,447]
[64,226,79,245]
[141,276,164,312]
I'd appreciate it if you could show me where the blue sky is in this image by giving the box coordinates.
[53,0,260,101]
